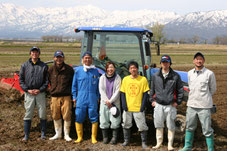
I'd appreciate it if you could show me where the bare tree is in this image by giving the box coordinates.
[41,35,63,42]
[179,38,186,44]
[220,36,227,45]
[147,22,165,43]
[213,36,221,45]
[192,35,200,44]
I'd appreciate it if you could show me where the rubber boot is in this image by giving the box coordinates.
[141,131,148,149]
[64,121,72,141]
[49,119,62,140]
[74,122,83,143]
[91,122,98,144]
[110,129,118,145]
[179,130,194,151]
[40,119,46,140]
[206,134,214,151]
[152,128,163,149]
[102,129,109,144]
[122,129,131,146]
[168,130,175,151]
[22,120,31,141]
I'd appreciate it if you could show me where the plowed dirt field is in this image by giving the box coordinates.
[0,65,226,151]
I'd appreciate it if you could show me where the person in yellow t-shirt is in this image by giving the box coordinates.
[120,61,149,149]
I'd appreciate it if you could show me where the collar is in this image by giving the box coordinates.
[29,58,40,65]
[193,67,206,74]
[158,67,173,78]
[105,72,116,80]
[54,62,66,71]
[83,64,96,72]
[130,74,140,80]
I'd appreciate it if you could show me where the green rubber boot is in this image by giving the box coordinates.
[206,134,214,151]
[179,130,194,151]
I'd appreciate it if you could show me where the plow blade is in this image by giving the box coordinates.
[0,73,24,101]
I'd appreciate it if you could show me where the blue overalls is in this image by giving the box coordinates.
[72,66,100,123]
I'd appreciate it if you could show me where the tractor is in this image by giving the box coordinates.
[74,27,189,133]
[74,27,188,92]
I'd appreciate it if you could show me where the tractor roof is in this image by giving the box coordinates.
[75,27,153,36]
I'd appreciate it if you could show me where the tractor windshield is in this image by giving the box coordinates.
[92,32,141,65]
[80,31,144,77]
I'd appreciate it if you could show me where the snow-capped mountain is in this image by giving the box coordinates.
[165,10,227,41]
[0,3,227,41]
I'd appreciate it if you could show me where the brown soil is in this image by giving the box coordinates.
[0,66,227,151]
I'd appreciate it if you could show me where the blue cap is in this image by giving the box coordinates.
[54,50,64,57]
[30,47,40,52]
[82,51,92,58]
[160,55,172,64]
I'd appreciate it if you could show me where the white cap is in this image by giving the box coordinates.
[109,106,120,118]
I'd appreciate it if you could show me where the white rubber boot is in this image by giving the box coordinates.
[168,130,175,151]
[49,119,62,140]
[152,128,163,149]
[64,121,72,142]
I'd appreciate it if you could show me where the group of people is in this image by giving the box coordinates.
[19,47,216,151]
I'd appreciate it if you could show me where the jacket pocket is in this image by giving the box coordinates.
[200,80,208,92]
[167,80,176,89]
[92,76,99,85]
[170,107,177,120]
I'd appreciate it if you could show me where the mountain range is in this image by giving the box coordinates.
[0,3,227,42]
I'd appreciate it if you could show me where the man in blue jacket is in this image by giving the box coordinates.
[19,47,48,141]
[72,51,100,144]
[150,55,184,150]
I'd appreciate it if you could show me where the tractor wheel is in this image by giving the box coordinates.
[175,114,186,133]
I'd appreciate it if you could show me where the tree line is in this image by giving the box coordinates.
[41,24,227,45]
[147,22,227,45]
[41,35,81,43]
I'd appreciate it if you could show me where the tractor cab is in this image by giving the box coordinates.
[75,27,154,81]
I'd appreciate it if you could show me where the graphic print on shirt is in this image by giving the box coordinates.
[127,83,140,97]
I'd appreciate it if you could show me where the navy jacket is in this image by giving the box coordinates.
[150,68,184,105]
[19,58,48,92]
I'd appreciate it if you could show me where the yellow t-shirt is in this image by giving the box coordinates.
[120,75,150,112]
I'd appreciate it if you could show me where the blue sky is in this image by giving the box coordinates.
[1,0,227,14]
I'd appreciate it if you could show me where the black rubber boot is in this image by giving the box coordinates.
[40,120,46,140]
[102,129,109,144]
[141,131,148,149]
[122,129,130,146]
[22,120,31,141]
[110,129,118,145]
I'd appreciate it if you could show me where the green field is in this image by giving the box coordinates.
[0,41,227,72]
